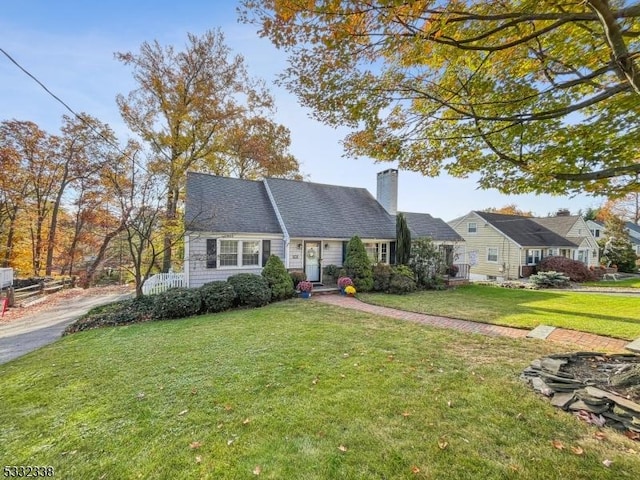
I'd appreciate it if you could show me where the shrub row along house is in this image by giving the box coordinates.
[183,169,463,287]
[449,210,599,281]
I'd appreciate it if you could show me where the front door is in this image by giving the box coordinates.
[304,241,321,282]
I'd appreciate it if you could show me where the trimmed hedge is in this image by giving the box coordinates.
[200,281,236,313]
[63,296,155,335]
[372,263,393,292]
[343,235,373,291]
[152,287,202,320]
[227,273,271,308]
[538,256,595,282]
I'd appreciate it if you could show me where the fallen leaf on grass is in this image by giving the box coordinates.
[438,437,449,450]
[447,401,453,408]
[312,378,318,385]
[224,404,233,412]
[227,439,235,446]
[243,418,251,425]
[338,445,348,452]
[625,430,640,441]
[552,440,564,450]
[253,466,261,475]
[571,446,584,455]
[136,392,145,400]
[195,456,202,464]
[189,441,202,449]
[178,409,188,416]
[411,466,420,474]
[602,459,613,467]
[191,388,198,395]
[402,411,411,418]
[594,432,607,441]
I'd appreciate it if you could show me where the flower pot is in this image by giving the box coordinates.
[299,291,311,299]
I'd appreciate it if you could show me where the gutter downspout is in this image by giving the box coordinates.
[262,179,291,268]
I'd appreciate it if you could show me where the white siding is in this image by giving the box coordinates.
[186,233,284,288]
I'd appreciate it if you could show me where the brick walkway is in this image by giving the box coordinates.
[315,295,631,352]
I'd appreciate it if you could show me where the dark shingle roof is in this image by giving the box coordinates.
[402,212,463,242]
[264,177,396,239]
[532,215,582,237]
[474,211,577,247]
[185,172,282,234]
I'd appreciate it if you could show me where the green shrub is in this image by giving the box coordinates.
[408,238,444,289]
[289,270,306,289]
[199,281,236,313]
[529,271,570,289]
[372,263,393,292]
[63,296,155,334]
[537,256,595,282]
[152,288,202,320]
[392,265,415,280]
[343,235,374,291]
[323,264,340,284]
[262,255,295,301]
[388,274,417,294]
[227,273,271,308]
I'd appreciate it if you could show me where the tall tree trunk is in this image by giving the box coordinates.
[162,186,180,272]
[45,176,69,275]
[2,208,18,267]
[81,224,126,288]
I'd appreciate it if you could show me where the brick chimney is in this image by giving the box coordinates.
[376,169,398,215]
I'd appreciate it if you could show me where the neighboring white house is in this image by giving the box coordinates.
[588,219,640,256]
[449,211,598,281]
[183,169,464,287]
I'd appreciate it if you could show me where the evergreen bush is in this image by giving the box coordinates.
[199,281,236,313]
[262,255,295,301]
[227,273,271,308]
[529,271,571,288]
[63,296,155,334]
[343,235,374,291]
[152,287,202,320]
[372,263,393,292]
[388,274,417,294]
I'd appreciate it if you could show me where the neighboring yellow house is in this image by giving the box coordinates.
[449,211,597,281]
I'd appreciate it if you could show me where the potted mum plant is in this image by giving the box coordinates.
[344,285,356,297]
[297,280,313,299]
[337,276,354,295]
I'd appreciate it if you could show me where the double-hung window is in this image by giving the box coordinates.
[216,240,261,268]
[526,249,541,265]
[487,247,498,263]
[467,222,477,234]
[364,242,390,264]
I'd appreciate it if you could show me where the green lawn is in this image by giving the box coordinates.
[1,301,639,479]
[359,284,640,340]
[583,278,640,288]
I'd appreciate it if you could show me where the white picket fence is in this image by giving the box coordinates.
[0,268,13,289]
[142,272,185,295]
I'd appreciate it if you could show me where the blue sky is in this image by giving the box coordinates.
[1,0,601,220]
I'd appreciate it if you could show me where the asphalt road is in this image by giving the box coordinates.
[0,292,132,365]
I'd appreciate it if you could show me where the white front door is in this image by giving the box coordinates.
[304,241,321,282]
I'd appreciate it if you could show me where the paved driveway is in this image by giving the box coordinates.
[0,292,131,365]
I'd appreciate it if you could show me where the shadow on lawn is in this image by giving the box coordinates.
[526,306,640,325]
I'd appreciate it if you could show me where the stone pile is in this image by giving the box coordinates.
[521,352,640,435]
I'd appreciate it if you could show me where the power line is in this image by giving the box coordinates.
[0,46,149,174]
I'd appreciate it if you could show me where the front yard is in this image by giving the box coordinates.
[1,301,639,479]
[359,284,640,340]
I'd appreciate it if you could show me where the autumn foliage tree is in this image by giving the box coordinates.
[116,29,300,273]
[241,0,640,196]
